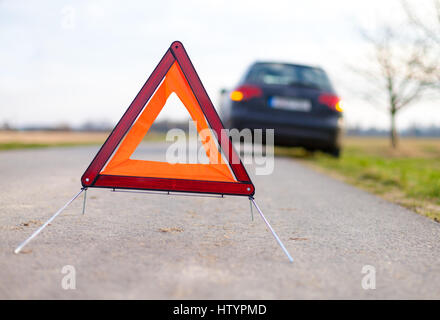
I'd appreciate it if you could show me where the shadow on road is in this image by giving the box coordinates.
[274,146,317,159]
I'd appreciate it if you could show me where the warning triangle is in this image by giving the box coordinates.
[81,41,254,196]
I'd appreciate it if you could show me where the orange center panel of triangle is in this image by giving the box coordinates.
[81,41,255,197]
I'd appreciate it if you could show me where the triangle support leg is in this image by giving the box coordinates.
[14,189,85,254]
[250,197,293,263]
[82,188,87,215]
[249,197,254,221]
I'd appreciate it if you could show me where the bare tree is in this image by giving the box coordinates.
[403,0,440,44]
[402,0,440,81]
[354,25,436,148]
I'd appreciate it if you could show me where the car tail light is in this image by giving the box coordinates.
[318,93,343,112]
[230,85,263,101]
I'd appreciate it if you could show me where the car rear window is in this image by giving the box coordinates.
[246,63,333,91]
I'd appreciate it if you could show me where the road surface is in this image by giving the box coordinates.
[0,143,439,299]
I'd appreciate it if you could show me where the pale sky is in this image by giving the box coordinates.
[1,0,439,130]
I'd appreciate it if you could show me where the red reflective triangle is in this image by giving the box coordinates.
[81,41,254,196]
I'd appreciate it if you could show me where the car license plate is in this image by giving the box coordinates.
[269,97,311,112]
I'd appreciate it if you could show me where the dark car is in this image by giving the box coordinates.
[220,62,343,156]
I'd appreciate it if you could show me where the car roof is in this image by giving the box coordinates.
[252,61,323,70]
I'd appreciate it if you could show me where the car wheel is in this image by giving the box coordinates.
[304,147,316,156]
[327,147,341,158]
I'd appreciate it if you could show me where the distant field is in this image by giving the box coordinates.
[0,130,164,150]
[0,130,109,150]
[276,137,440,222]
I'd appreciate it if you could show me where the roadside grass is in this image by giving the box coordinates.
[276,137,440,222]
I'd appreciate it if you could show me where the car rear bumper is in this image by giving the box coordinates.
[228,108,343,149]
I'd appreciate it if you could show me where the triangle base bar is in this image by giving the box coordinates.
[110,189,226,198]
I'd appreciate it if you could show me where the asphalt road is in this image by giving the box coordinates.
[1,143,439,299]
